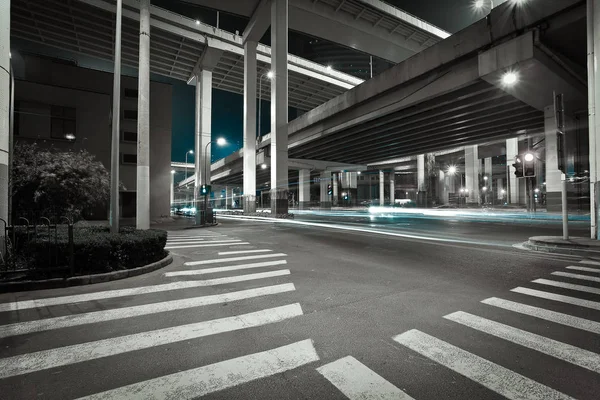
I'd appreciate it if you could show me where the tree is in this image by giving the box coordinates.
[11,142,111,221]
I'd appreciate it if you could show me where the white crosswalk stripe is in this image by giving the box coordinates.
[580,260,600,266]
[566,265,600,273]
[551,271,600,283]
[75,339,319,400]
[0,304,304,379]
[511,286,600,310]
[317,356,415,400]
[184,253,287,266]
[0,270,291,312]
[218,249,272,255]
[393,329,575,400]
[482,297,600,334]
[0,284,295,339]
[533,278,600,295]
[165,260,287,277]
[165,242,250,249]
[444,311,600,373]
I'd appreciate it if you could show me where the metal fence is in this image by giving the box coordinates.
[0,217,75,279]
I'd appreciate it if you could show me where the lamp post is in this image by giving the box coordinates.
[184,150,194,180]
[447,166,464,207]
[258,71,274,142]
[202,137,227,212]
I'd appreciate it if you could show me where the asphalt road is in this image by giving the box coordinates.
[1,217,600,399]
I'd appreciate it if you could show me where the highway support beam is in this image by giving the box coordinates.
[0,0,9,236]
[389,174,395,205]
[270,0,289,215]
[465,145,480,205]
[299,169,310,210]
[379,170,385,206]
[136,0,151,230]
[590,0,600,238]
[243,0,271,45]
[243,40,258,213]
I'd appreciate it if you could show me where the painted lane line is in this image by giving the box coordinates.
[317,356,415,400]
[166,240,240,246]
[551,271,600,283]
[0,284,295,339]
[445,311,600,373]
[533,278,600,295]
[167,236,225,239]
[165,242,250,249]
[393,329,574,400]
[511,287,600,311]
[0,270,291,313]
[165,260,287,277]
[166,238,206,242]
[566,266,600,274]
[482,297,600,335]
[75,339,319,400]
[580,260,600,266]
[0,304,304,379]
[184,253,287,266]
[218,249,272,255]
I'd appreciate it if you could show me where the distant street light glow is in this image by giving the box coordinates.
[483,176,488,181]
[267,71,274,79]
[326,65,332,71]
[482,187,487,191]
[524,153,534,162]
[475,0,484,7]
[447,166,457,175]
[502,71,518,86]
[195,20,200,25]
[501,189,506,194]
[216,137,227,146]
[171,170,175,174]
[357,171,361,175]
[534,188,540,193]
[261,163,267,169]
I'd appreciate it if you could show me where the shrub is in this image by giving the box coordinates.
[8,226,167,278]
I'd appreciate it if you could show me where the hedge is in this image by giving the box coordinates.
[8,225,167,278]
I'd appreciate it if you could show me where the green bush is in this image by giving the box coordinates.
[10,226,167,277]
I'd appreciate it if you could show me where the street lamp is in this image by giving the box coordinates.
[502,71,518,86]
[261,163,267,169]
[258,71,274,141]
[524,152,534,162]
[474,0,493,12]
[185,150,194,180]
[203,138,227,191]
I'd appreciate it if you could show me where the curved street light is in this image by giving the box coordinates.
[258,71,274,141]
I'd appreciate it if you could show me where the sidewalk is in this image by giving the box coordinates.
[524,236,600,258]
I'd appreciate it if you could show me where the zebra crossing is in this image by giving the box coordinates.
[316,258,600,399]
[0,230,318,399]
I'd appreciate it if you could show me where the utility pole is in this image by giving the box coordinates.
[109,0,122,234]
[589,0,599,238]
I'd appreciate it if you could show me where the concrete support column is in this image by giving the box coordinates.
[194,70,213,201]
[465,145,480,204]
[438,170,448,204]
[298,169,310,210]
[332,173,338,206]
[379,170,385,205]
[417,154,425,206]
[506,138,520,204]
[270,0,289,214]
[320,171,332,209]
[590,0,600,237]
[497,178,504,201]
[136,0,151,230]
[109,0,122,233]
[243,40,257,213]
[170,172,175,208]
[484,157,492,204]
[545,105,563,212]
[389,174,395,205]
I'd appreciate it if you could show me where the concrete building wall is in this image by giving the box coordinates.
[13,54,172,219]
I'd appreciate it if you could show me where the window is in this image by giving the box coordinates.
[123,110,137,120]
[122,131,137,143]
[50,106,76,140]
[124,88,138,98]
[121,153,137,165]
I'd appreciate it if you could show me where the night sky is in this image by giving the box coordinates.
[170,0,512,163]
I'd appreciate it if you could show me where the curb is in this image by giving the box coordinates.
[0,254,173,293]
[522,240,600,258]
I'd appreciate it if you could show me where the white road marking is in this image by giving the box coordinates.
[317,356,415,400]
[551,271,600,283]
[445,311,600,373]
[566,266,600,273]
[166,240,240,246]
[165,242,250,249]
[75,339,319,400]
[511,287,600,311]
[0,304,304,379]
[533,278,600,295]
[0,270,291,312]
[184,253,287,266]
[0,284,295,339]
[580,260,600,266]
[167,236,224,239]
[166,238,206,242]
[218,249,272,255]
[393,329,574,400]
[482,297,600,334]
[165,260,287,277]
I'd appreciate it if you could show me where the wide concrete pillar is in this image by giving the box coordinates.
[545,105,563,212]
[170,172,175,207]
[590,0,600,238]
[465,145,480,205]
[298,169,310,210]
[136,0,150,230]
[270,0,289,214]
[497,178,504,201]
[389,174,395,205]
[194,70,212,199]
[438,170,449,204]
[0,0,9,230]
[379,170,385,205]
[243,40,257,213]
[506,138,520,204]
[320,171,332,209]
[332,173,338,206]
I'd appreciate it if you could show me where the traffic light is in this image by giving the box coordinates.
[200,184,211,195]
[327,184,332,195]
[512,156,523,178]
[523,152,535,177]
